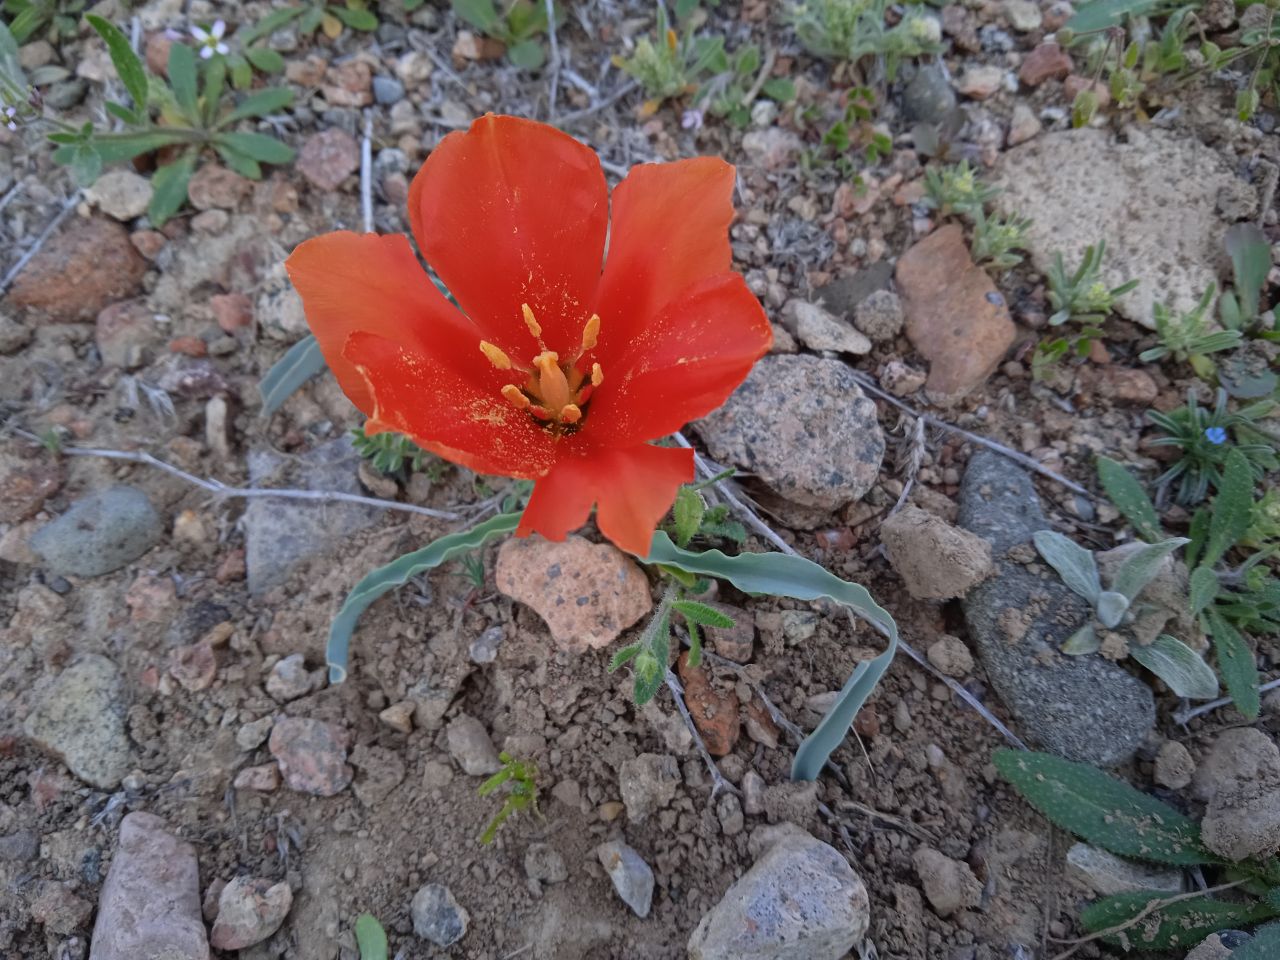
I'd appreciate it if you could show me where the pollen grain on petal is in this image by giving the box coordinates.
[479,340,512,370]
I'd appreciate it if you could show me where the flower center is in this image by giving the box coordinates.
[478,304,603,429]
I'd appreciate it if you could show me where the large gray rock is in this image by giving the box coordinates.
[89,812,209,960]
[688,824,869,960]
[244,437,381,594]
[23,655,132,789]
[958,451,1155,766]
[693,355,884,513]
[30,486,161,577]
[995,127,1251,329]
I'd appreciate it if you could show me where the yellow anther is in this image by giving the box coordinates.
[501,384,530,410]
[534,351,571,413]
[581,314,600,352]
[591,362,603,387]
[560,403,582,425]
[666,28,677,52]
[479,340,511,370]
[521,303,542,339]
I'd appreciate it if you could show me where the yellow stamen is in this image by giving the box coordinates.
[666,28,677,52]
[521,303,542,339]
[534,351,571,413]
[591,362,603,387]
[479,340,511,370]
[560,403,582,425]
[501,384,529,410]
[581,314,600,352]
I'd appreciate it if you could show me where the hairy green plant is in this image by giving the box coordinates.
[453,0,553,69]
[614,6,721,106]
[995,748,1280,950]
[787,0,942,78]
[1033,529,1216,697]
[1034,241,1138,372]
[354,914,388,960]
[969,209,1030,271]
[3,0,83,44]
[690,40,796,126]
[801,86,891,177]
[45,16,294,225]
[478,752,539,843]
[921,159,999,220]
[1147,388,1278,505]
[351,426,428,476]
[1140,284,1242,369]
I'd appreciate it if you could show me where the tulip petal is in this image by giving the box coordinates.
[580,273,772,447]
[592,157,735,366]
[343,331,557,479]
[286,231,481,415]
[518,444,694,556]
[408,115,608,356]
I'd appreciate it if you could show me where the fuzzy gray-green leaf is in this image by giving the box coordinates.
[993,748,1218,865]
[1096,590,1130,629]
[1111,537,1188,603]
[1207,607,1260,720]
[1033,530,1102,604]
[260,335,328,416]
[1096,456,1162,542]
[1203,449,1255,567]
[1189,566,1219,615]
[1129,634,1219,700]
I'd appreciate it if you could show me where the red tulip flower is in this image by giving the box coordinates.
[286,115,771,556]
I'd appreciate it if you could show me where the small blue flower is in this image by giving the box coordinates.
[1204,426,1228,445]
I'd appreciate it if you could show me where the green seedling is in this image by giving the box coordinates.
[478,753,540,844]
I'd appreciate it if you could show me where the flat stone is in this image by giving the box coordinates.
[9,218,147,321]
[24,655,132,789]
[813,262,894,318]
[958,451,1155,765]
[1154,740,1196,789]
[245,437,381,595]
[89,812,209,960]
[210,876,293,949]
[913,846,982,917]
[853,289,904,342]
[350,743,406,806]
[995,128,1250,329]
[30,485,161,577]
[783,300,872,354]
[268,717,352,796]
[84,170,153,220]
[880,505,993,601]
[955,64,1005,99]
[446,713,502,776]
[296,127,361,192]
[524,843,568,883]
[411,883,469,946]
[597,840,655,918]
[186,163,251,210]
[619,753,681,823]
[898,224,1017,401]
[494,535,652,652]
[694,354,884,512]
[902,62,960,128]
[1018,42,1073,86]
[1192,728,1280,803]
[688,824,869,959]
[1064,843,1182,896]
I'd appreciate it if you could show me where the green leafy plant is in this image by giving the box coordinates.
[614,6,721,108]
[3,0,83,44]
[478,752,539,843]
[453,0,553,69]
[801,86,891,178]
[351,426,428,476]
[995,748,1280,951]
[1034,241,1138,372]
[691,41,796,126]
[354,914,388,960]
[1147,388,1278,505]
[787,0,942,78]
[208,11,294,90]
[1096,455,1163,542]
[300,0,379,38]
[1140,284,1242,371]
[921,159,999,220]
[1032,528,1216,697]
[47,16,294,225]
[969,209,1030,271]
[459,552,486,590]
[1197,3,1280,121]
[259,336,327,416]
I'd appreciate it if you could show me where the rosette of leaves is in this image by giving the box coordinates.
[1035,241,1138,371]
[615,6,726,109]
[691,41,796,127]
[3,0,84,45]
[1140,284,1241,371]
[51,16,295,226]
[452,0,554,69]
[1147,388,1278,505]
[995,748,1280,951]
[921,159,1000,220]
[787,0,942,79]
[1033,528,1219,699]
